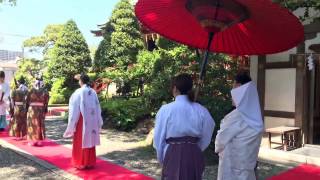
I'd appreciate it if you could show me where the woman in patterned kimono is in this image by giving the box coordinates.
[26,78,49,146]
[9,77,28,140]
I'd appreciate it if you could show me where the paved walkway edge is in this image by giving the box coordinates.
[258,147,320,167]
[0,138,79,180]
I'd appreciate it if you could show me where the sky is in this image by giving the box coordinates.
[0,0,120,53]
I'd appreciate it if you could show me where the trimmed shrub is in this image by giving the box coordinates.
[100,97,150,131]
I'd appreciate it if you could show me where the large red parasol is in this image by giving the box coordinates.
[135,0,304,98]
[135,0,304,55]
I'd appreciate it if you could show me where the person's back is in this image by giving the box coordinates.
[231,113,262,170]
[164,98,209,139]
[215,71,263,180]
[64,74,103,170]
[154,74,215,180]
[80,86,102,147]
[26,79,48,146]
[9,88,28,138]
[216,109,262,180]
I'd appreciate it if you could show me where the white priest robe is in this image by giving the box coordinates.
[215,82,264,180]
[153,95,215,164]
[63,85,103,148]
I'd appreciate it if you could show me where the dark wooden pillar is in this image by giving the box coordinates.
[294,54,308,144]
[257,55,266,120]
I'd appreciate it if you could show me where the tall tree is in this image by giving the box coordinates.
[47,20,91,85]
[0,0,16,5]
[108,0,143,69]
[276,0,320,22]
[23,24,64,56]
[13,58,44,88]
[94,0,143,72]
[93,22,115,71]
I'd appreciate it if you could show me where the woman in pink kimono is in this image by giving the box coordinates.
[215,71,264,180]
[63,74,103,170]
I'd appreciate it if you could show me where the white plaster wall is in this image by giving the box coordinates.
[264,117,295,129]
[265,69,296,112]
[306,32,320,53]
[250,56,258,84]
[266,47,297,63]
[294,8,320,26]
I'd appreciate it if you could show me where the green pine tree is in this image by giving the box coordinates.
[47,20,92,83]
[109,0,143,69]
[93,22,114,71]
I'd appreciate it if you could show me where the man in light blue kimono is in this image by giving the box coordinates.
[215,71,264,180]
[0,71,10,131]
[154,73,215,180]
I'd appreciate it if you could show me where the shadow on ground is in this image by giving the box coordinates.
[45,118,72,145]
[0,146,66,180]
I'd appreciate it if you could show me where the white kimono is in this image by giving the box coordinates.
[0,82,10,115]
[215,82,264,180]
[63,85,103,148]
[153,95,215,164]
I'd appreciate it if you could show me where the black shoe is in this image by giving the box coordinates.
[0,128,4,131]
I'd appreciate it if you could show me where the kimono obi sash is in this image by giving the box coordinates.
[30,102,44,107]
[15,102,24,106]
[166,136,199,145]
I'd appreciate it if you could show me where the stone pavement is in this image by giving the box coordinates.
[259,135,320,167]
[0,145,69,180]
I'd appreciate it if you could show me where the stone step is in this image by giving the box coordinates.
[304,144,320,150]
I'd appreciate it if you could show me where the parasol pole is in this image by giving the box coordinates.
[194,32,214,101]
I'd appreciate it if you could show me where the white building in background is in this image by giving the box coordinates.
[0,49,22,84]
[250,8,320,145]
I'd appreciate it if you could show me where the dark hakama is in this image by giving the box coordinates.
[72,114,96,168]
[162,136,204,180]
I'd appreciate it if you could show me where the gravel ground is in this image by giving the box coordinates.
[0,145,66,180]
[45,118,289,180]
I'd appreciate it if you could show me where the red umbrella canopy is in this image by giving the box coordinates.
[135,0,304,55]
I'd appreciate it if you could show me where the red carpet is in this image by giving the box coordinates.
[0,131,153,180]
[268,164,320,180]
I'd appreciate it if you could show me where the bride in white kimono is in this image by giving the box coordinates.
[215,72,264,180]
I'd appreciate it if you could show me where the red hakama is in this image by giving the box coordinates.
[72,114,96,168]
